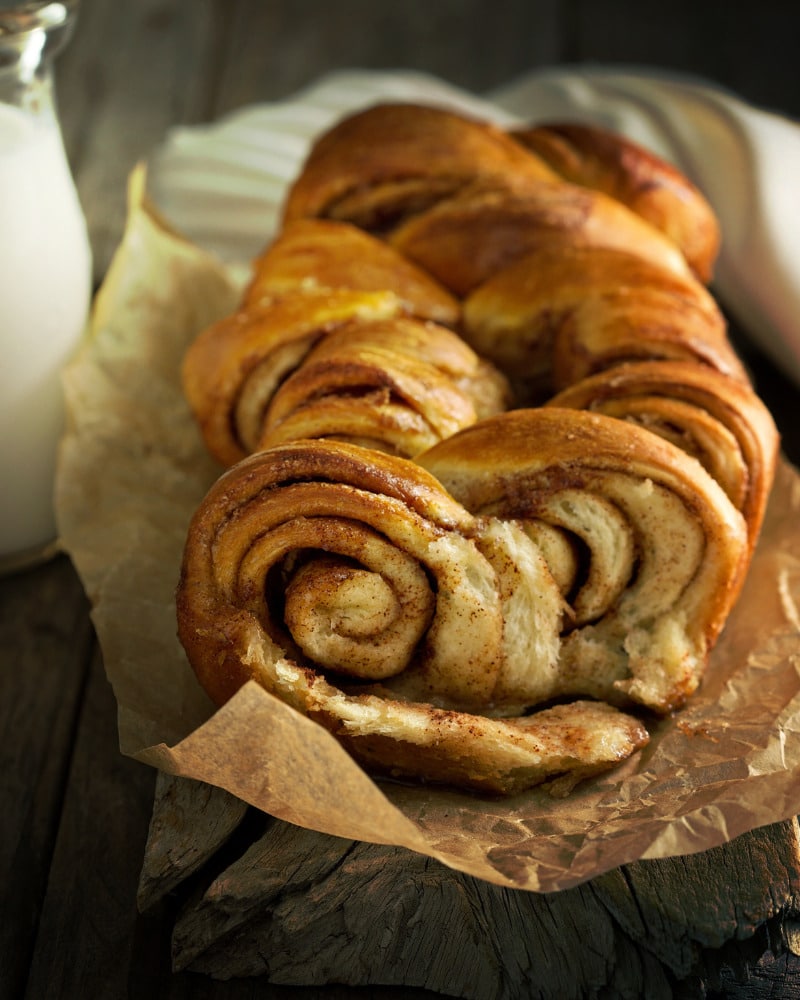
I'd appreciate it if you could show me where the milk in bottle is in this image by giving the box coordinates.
[0,1,92,572]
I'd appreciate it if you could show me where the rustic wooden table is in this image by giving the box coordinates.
[3,2,800,998]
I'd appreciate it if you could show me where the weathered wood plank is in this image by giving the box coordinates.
[23,644,157,1000]
[148,770,800,999]
[0,556,94,999]
[208,0,562,114]
[137,772,249,911]
[713,951,800,1000]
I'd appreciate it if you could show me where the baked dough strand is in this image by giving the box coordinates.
[183,217,510,466]
[548,360,779,551]
[461,244,744,403]
[418,407,750,714]
[245,217,460,327]
[259,316,510,457]
[511,121,720,282]
[182,288,403,466]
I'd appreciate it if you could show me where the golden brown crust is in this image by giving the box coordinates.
[182,213,508,466]
[258,316,511,457]
[182,288,403,466]
[390,179,692,296]
[512,122,720,282]
[245,218,460,327]
[547,360,779,550]
[461,244,745,402]
[282,102,559,228]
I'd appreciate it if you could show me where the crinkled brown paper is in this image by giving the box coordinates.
[55,168,800,893]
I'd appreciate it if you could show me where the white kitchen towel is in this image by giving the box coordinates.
[147,66,800,386]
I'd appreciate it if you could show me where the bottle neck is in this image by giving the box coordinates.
[0,1,76,110]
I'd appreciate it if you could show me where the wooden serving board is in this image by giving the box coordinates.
[137,772,800,998]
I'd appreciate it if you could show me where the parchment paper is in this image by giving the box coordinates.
[55,167,800,894]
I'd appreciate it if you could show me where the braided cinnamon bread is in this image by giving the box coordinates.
[177,101,779,795]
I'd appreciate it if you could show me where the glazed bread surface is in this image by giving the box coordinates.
[176,101,779,795]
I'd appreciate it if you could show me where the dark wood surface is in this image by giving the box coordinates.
[3,2,800,997]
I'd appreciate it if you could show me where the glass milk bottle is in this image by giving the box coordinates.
[0,1,91,573]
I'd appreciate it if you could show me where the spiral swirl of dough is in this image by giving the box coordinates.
[176,438,649,794]
[419,407,750,714]
[183,220,509,466]
[548,360,779,550]
[461,243,746,403]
